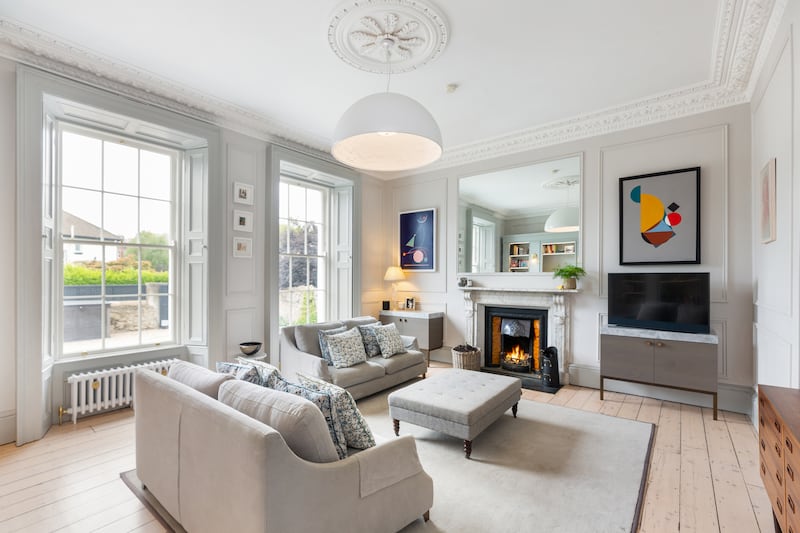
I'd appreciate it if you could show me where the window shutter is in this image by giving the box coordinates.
[331,185,353,319]
[183,148,208,346]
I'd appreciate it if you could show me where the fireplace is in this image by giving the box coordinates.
[483,306,560,392]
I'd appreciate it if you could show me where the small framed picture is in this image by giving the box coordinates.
[405,297,416,310]
[233,210,253,232]
[233,237,252,258]
[233,182,254,205]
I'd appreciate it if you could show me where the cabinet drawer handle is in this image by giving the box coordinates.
[777,469,783,486]
[778,498,784,515]
[775,420,782,433]
[789,464,795,482]
[787,437,794,454]
[645,340,653,346]
[776,442,783,457]
[760,415,765,427]
[762,461,767,475]
[761,439,766,451]
[790,494,796,514]
[760,396,765,406]
[655,341,664,347]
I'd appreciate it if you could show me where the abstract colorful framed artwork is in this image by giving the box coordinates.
[619,167,700,265]
[399,208,436,271]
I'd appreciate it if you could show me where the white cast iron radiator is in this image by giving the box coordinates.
[61,358,179,424]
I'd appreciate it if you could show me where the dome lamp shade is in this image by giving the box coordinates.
[544,207,580,233]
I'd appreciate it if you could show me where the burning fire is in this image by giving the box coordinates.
[505,345,528,364]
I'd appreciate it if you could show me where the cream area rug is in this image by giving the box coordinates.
[122,385,653,533]
[357,388,654,533]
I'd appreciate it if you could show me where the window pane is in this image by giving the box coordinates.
[289,221,305,254]
[290,257,308,288]
[288,184,306,220]
[297,290,318,324]
[307,224,319,255]
[62,244,103,354]
[139,198,171,241]
[278,222,288,253]
[62,131,101,190]
[307,188,323,223]
[104,192,138,243]
[62,188,102,239]
[103,141,138,196]
[307,257,318,287]
[143,293,172,344]
[140,150,172,201]
[279,182,288,218]
[279,255,290,289]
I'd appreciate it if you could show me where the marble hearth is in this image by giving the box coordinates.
[461,287,576,384]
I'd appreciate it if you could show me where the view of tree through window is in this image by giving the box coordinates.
[278,179,327,326]
[59,127,177,355]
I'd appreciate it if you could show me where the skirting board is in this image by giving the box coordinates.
[569,363,755,417]
[0,410,16,445]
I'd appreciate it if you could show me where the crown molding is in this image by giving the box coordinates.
[0,0,782,174]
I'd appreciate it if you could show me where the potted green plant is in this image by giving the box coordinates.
[552,264,586,290]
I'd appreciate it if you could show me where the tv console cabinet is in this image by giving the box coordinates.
[599,326,719,420]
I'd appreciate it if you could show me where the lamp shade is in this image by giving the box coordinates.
[383,266,406,282]
[332,92,442,172]
[544,207,580,233]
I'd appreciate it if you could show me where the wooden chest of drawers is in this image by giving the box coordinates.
[759,385,800,533]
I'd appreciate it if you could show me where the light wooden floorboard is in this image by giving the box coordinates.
[0,376,771,533]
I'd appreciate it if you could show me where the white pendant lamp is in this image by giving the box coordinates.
[544,207,580,233]
[332,92,442,172]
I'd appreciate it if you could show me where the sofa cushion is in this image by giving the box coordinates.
[215,362,262,384]
[368,350,425,375]
[294,321,345,357]
[296,373,376,450]
[167,361,233,399]
[318,325,347,365]
[218,380,339,463]
[327,327,368,369]
[373,323,407,358]
[329,360,386,388]
[272,378,348,460]
[343,316,382,329]
[235,357,282,388]
[357,323,382,357]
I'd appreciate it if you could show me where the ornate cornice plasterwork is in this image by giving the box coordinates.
[0,19,334,161]
[0,0,782,175]
[328,0,449,74]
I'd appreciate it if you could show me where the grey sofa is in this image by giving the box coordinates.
[280,316,427,400]
[135,363,433,533]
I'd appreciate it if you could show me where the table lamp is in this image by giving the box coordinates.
[383,266,406,310]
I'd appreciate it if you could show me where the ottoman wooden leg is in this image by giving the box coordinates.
[464,440,472,458]
[393,418,400,436]
[512,402,518,418]
[423,511,430,522]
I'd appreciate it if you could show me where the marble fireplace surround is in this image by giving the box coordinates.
[461,288,577,382]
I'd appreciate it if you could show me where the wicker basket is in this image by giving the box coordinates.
[452,347,481,371]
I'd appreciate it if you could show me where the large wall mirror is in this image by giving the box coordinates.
[458,154,581,274]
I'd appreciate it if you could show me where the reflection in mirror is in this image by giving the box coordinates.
[458,155,581,273]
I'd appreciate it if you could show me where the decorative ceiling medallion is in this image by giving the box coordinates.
[542,176,580,189]
[328,0,449,74]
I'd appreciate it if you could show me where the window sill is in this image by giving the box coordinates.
[54,344,189,368]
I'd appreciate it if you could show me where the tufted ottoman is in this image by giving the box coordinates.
[388,369,522,458]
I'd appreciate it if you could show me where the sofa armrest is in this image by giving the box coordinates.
[279,329,331,382]
[400,334,419,351]
[355,435,426,498]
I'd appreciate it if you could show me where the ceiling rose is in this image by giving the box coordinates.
[328,0,449,74]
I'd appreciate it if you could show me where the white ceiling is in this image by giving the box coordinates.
[0,0,781,177]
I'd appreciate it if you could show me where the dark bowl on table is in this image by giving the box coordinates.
[239,342,262,356]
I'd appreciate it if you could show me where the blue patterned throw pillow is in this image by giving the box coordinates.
[327,327,368,369]
[297,372,376,450]
[373,323,407,358]
[216,362,262,384]
[318,325,348,366]
[235,357,282,388]
[272,377,348,460]
[357,323,382,357]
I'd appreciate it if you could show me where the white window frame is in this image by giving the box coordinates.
[53,122,181,359]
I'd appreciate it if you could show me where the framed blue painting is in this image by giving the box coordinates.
[399,208,436,271]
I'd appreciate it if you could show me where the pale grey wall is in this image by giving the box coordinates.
[0,58,16,444]
[388,104,754,413]
[751,1,800,392]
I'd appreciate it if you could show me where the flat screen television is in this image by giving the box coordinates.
[607,272,710,334]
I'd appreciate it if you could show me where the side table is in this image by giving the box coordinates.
[237,351,268,363]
